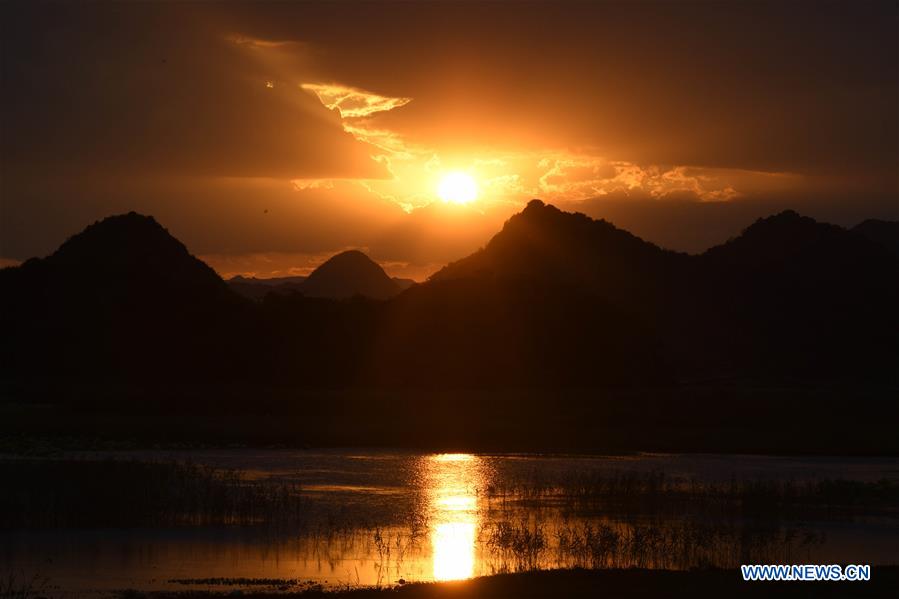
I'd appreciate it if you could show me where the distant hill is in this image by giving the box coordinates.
[298,250,400,300]
[228,274,307,300]
[226,255,412,301]
[853,219,899,258]
[392,277,417,291]
[231,275,308,285]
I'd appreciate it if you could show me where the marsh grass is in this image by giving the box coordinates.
[483,470,899,519]
[0,458,305,529]
[0,570,48,599]
[482,517,825,573]
[484,520,547,571]
[3,458,893,586]
[474,471,879,573]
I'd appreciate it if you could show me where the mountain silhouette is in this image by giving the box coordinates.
[701,209,881,267]
[435,199,681,281]
[432,199,685,311]
[378,200,678,386]
[2,203,897,394]
[696,210,899,377]
[0,212,247,381]
[301,250,401,300]
[226,257,412,301]
[429,200,899,379]
[4,211,231,299]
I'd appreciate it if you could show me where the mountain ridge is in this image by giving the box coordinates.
[2,202,897,388]
[0,211,246,380]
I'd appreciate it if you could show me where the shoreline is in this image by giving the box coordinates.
[5,441,899,460]
[116,568,899,598]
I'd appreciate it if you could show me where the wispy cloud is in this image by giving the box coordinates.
[292,179,335,191]
[536,156,742,202]
[301,83,412,118]
[297,81,760,210]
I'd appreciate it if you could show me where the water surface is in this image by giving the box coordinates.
[2,450,897,595]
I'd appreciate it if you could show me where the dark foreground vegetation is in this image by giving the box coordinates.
[110,568,899,599]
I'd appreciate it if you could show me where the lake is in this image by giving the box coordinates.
[2,450,898,595]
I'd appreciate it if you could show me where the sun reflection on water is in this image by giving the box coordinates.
[423,453,488,581]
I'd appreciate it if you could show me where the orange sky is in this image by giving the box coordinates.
[1,1,897,280]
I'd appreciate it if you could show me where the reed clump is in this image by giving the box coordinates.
[485,470,898,519]
[0,570,49,599]
[484,520,547,571]
[0,458,305,529]
[482,518,825,573]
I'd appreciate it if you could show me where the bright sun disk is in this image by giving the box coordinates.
[437,172,478,204]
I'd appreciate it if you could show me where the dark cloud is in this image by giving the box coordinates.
[1,1,896,273]
[221,1,898,180]
[0,3,388,179]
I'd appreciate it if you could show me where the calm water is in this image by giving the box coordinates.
[3,451,898,595]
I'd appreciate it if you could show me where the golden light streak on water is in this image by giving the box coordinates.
[423,453,487,581]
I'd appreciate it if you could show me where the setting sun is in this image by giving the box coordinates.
[437,172,478,204]
[3,2,898,596]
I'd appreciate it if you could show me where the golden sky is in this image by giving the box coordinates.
[1,1,897,279]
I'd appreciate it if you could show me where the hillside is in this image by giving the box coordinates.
[227,252,405,300]
[431,201,899,380]
[0,212,248,381]
[295,250,401,300]
[853,219,899,258]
